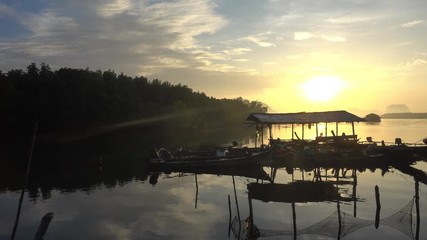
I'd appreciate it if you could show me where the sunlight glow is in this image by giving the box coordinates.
[302,76,348,102]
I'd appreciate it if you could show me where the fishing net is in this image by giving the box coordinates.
[382,198,415,239]
[232,198,415,239]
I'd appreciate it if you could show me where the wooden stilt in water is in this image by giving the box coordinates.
[292,202,297,240]
[34,212,54,240]
[336,171,342,239]
[352,169,357,218]
[194,174,198,209]
[337,200,342,239]
[232,176,241,240]
[248,191,254,238]
[11,122,38,240]
[227,194,232,237]
[375,185,381,229]
[415,180,420,240]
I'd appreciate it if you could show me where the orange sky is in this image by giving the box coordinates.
[1,0,426,115]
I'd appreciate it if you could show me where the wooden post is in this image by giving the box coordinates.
[255,124,258,148]
[261,124,264,146]
[194,175,198,209]
[232,176,241,240]
[11,122,38,240]
[248,191,254,238]
[352,122,355,136]
[337,200,342,239]
[292,202,297,240]
[227,194,232,237]
[325,123,328,137]
[336,172,342,240]
[336,122,339,135]
[375,185,381,229]
[415,180,420,240]
[302,124,305,140]
[34,212,54,240]
[315,123,318,137]
[352,169,357,218]
[291,124,294,140]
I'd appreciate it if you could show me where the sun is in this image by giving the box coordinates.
[301,76,347,102]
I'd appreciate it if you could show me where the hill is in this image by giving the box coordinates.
[381,112,427,119]
[384,104,411,113]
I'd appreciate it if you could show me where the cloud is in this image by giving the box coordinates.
[243,33,276,47]
[294,32,313,40]
[95,0,132,17]
[294,32,345,42]
[233,59,249,62]
[325,16,377,24]
[385,58,427,75]
[223,47,252,56]
[0,0,228,76]
[398,59,426,69]
[400,20,423,28]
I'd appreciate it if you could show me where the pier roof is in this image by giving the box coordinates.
[247,110,365,125]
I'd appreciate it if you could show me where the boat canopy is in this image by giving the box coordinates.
[247,110,365,125]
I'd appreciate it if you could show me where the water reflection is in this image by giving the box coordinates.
[1,142,427,238]
[230,166,423,240]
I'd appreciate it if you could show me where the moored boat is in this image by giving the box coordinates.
[148,145,273,168]
[366,138,427,161]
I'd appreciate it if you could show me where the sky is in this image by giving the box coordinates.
[1,0,426,116]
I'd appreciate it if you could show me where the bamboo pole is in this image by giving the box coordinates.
[375,185,381,229]
[11,122,38,240]
[232,176,241,240]
[302,124,305,140]
[194,175,198,209]
[336,170,342,240]
[325,123,328,137]
[352,122,355,136]
[227,194,232,237]
[415,180,420,240]
[292,202,297,240]
[34,212,54,240]
[352,169,357,218]
[248,191,254,238]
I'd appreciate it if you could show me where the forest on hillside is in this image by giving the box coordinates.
[0,63,267,137]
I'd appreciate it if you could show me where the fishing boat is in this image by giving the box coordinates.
[148,163,272,181]
[148,145,272,168]
[365,137,427,161]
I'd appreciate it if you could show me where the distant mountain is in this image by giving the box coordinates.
[385,104,411,113]
[382,104,427,119]
[382,112,427,119]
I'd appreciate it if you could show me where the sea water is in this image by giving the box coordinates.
[0,119,426,240]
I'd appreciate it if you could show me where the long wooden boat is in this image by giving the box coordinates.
[366,142,427,161]
[148,146,272,168]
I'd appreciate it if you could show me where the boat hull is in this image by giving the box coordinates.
[149,147,272,168]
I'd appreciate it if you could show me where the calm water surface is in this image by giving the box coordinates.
[1,119,426,240]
